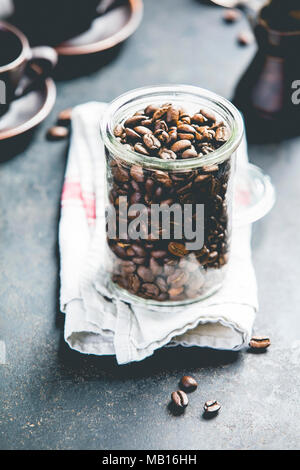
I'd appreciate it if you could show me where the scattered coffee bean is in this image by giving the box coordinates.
[204,400,221,414]
[237,31,253,46]
[47,126,69,141]
[57,107,72,124]
[180,375,198,392]
[223,8,241,23]
[249,336,271,350]
[171,390,189,409]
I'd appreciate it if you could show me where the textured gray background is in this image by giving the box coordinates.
[0,0,300,450]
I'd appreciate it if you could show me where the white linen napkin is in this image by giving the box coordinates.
[59,102,258,364]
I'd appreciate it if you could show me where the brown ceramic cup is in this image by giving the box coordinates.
[0,21,57,116]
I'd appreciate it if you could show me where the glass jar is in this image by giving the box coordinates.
[101,85,244,305]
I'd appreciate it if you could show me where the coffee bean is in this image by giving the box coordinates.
[144,104,159,116]
[166,106,179,125]
[125,127,140,140]
[171,390,188,408]
[143,133,161,151]
[128,274,140,293]
[114,123,124,138]
[200,109,216,124]
[215,126,230,142]
[124,115,147,128]
[121,261,136,274]
[237,31,253,46]
[204,400,221,414]
[47,126,69,140]
[223,8,241,23]
[182,148,198,159]
[158,148,177,160]
[180,375,198,391]
[130,165,144,182]
[137,266,154,283]
[151,249,168,259]
[141,282,160,298]
[192,113,207,125]
[154,170,172,187]
[171,139,192,153]
[134,125,153,136]
[249,336,271,350]
[177,123,196,134]
[168,242,188,257]
[112,166,129,183]
[169,286,184,298]
[167,269,188,288]
[153,106,169,121]
[57,107,72,124]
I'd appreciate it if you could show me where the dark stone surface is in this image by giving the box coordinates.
[0,0,300,450]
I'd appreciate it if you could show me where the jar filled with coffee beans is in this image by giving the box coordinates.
[101,86,243,305]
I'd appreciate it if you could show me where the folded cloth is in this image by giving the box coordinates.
[59,102,258,365]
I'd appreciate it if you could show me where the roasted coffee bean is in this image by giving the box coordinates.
[57,107,72,124]
[121,261,136,274]
[156,276,168,293]
[154,120,168,132]
[157,130,170,145]
[149,257,163,276]
[151,249,168,259]
[168,242,188,257]
[180,375,198,391]
[113,166,129,183]
[177,123,196,134]
[154,170,172,187]
[128,274,140,293]
[237,31,253,46]
[134,125,153,136]
[130,192,142,204]
[178,132,194,141]
[192,113,207,125]
[223,8,241,23]
[137,266,154,283]
[169,286,184,298]
[168,127,178,142]
[158,148,177,160]
[153,106,169,121]
[204,400,221,414]
[125,127,140,140]
[47,126,69,140]
[143,133,161,151]
[167,269,188,288]
[124,115,147,127]
[141,283,160,298]
[249,336,271,350]
[171,390,188,408]
[130,165,144,182]
[182,147,198,159]
[166,106,179,125]
[215,126,230,142]
[131,243,146,257]
[114,124,124,137]
[144,104,159,116]
[132,257,146,265]
[171,139,192,154]
[200,109,216,124]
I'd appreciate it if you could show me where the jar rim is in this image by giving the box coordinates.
[101,84,244,170]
